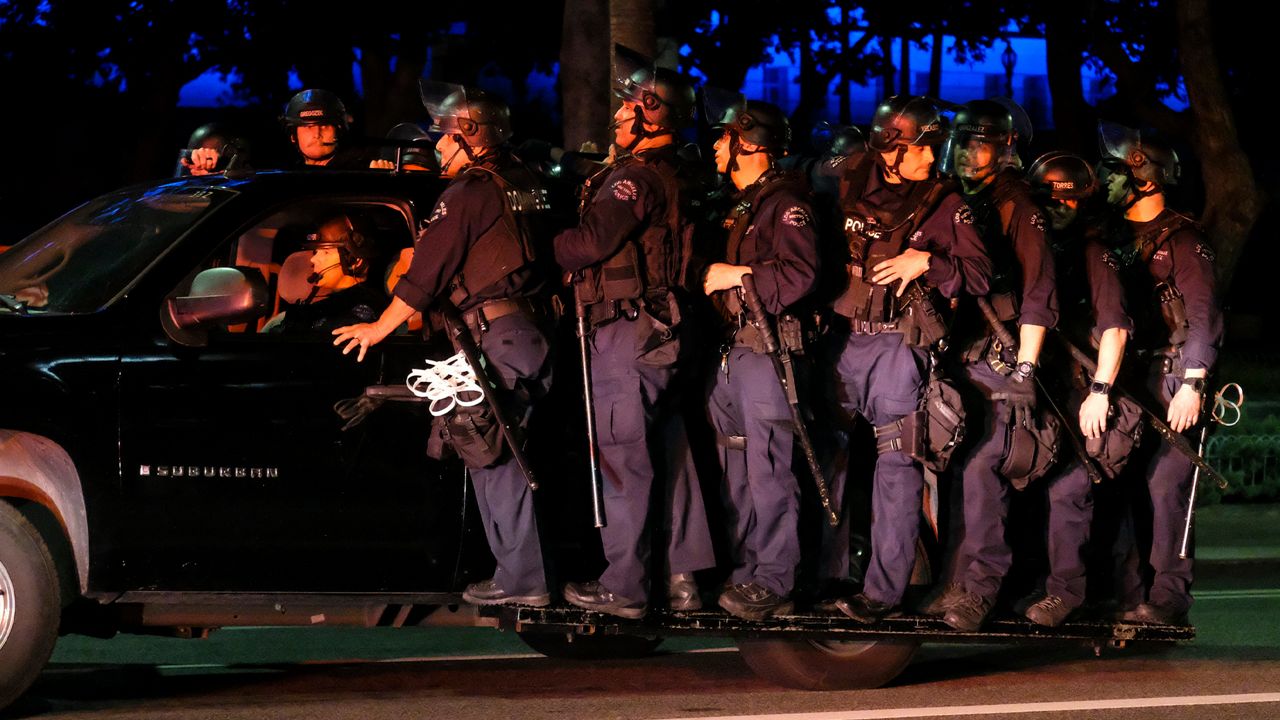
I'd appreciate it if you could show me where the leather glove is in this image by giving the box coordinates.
[992,374,1037,430]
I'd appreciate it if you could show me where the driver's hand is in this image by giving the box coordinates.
[332,322,392,363]
[369,159,396,170]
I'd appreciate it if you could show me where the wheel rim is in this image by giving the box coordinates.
[0,558,14,649]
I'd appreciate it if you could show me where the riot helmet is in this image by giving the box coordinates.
[384,122,439,172]
[941,99,1017,182]
[705,88,789,173]
[990,96,1033,159]
[304,214,377,280]
[612,44,697,151]
[421,81,512,151]
[282,89,350,131]
[827,124,865,157]
[1098,120,1180,190]
[187,123,229,150]
[1028,151,1097,231]
[868,95,945,179]
[868,95,946,152]
[1028,151,1097,201]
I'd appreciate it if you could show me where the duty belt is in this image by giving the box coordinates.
[461,297,538,339]
[847,318,900,336]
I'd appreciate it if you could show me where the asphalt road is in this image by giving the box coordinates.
[11,568,1280,720]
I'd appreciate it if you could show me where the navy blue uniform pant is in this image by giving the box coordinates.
[467,313,552,596]
[1116,368,1196,613]
[956,362,1093,606]
[832,331,926,606]
[590,318,716,603]
[709,348,801,597]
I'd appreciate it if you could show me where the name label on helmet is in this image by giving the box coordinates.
[299,109,328,118]
[1052,180,1076,190]
[140,464,280,479]
[919,122,941,134]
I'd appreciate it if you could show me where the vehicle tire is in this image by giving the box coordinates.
[0,501,62,710]
[518,630,663,660]
[736,637,919,690]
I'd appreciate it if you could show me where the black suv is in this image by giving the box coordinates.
[0,171,1191,710]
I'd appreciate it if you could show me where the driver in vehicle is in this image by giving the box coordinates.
[264,213,385,334]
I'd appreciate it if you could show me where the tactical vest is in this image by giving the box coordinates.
[832,154,951,324]
[577,151,696,309]
[446,160,551,308]
[957,171,1033,360]
[1115,210,1199,350]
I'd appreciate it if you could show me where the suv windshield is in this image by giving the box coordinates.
[0,183,233,315]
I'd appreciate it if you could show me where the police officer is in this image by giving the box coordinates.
[830,96,991,623]
[555,46,715,619]
[1016,151,1131,626]
[702,94,818,620]
[332,83,554,607]
[269,213,385,334]
[1097,122,1223,625]
[279,88,373,169]
[924,100,1058,632]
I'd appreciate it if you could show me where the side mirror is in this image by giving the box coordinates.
[166,267,268,330]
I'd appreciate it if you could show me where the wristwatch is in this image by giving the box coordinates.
[1013,360,1036,382]
[1182,376,1207,394]
[1089,379,1112,396]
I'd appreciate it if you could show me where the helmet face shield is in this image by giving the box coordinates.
[421,81,475,138]
[869,96,946,153]
[420,80,511,149]
[613,44,658,105]
[703,87,747,132]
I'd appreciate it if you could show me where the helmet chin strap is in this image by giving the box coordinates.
[881,145,908,180]
[616,107,675,154]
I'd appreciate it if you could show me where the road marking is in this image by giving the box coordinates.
[1195,589,1280,600]
[649,693,1280,720]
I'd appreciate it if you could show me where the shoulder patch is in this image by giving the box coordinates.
[782,205,812,228]
[1153,248,1170,261]
[428,200,448,225]
[1029,212,1046,232]
[1102,250,1120,270]
[1195,242,1217,262]
[910,230,924,244]
[954,205,975,225]
[826,154,849,169]
[611,178,639,202]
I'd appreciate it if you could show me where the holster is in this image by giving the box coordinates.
[1000,407,1062,490]
[427,403,505,469]
[921,376,967,471]
[1085,395,1144,479]
[876,375,966,472]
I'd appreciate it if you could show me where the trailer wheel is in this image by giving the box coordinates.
[0,502,62,710]
[736,637,918,690]
[518,630,663,660]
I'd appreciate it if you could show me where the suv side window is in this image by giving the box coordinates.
[202,200,414,336]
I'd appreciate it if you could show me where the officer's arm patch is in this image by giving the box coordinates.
[782,206,812,227]
[1102,250,1120,270]
[1030,212,1046,232]
[1195,242,1217,262]
[611,178,639,202]
[954,205,975,225]
[428,200,448,225]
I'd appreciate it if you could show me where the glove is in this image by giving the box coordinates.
[992,374,1037,430]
